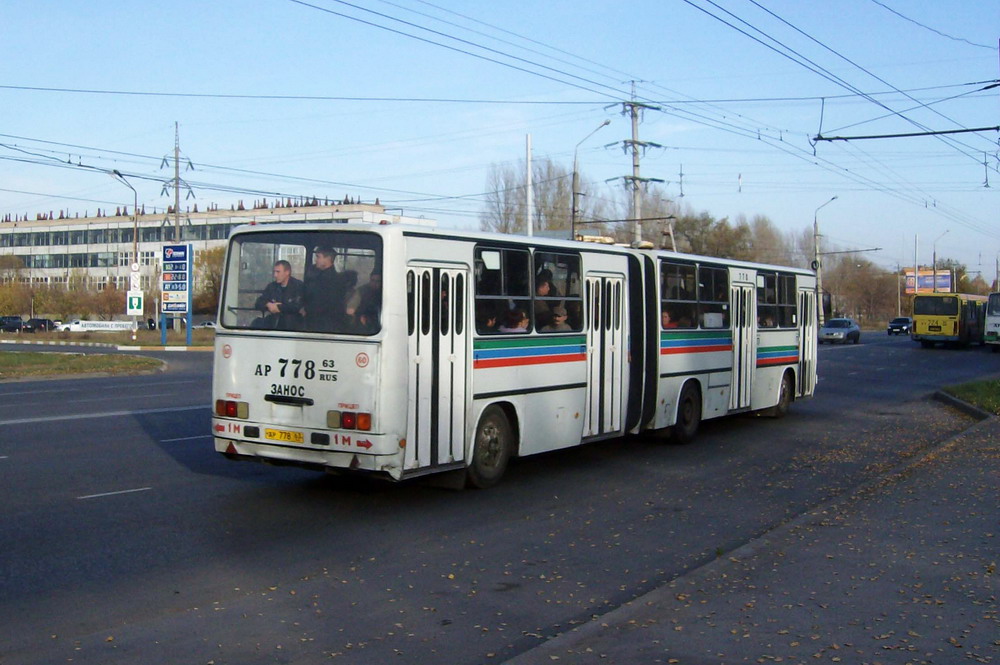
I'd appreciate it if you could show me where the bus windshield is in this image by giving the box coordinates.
[989,293,1000,317]
[913,295,958,316]
[220,229,383,334]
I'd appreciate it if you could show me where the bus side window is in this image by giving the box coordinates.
[475,246,531,334]
[662,260,697,328]
[407,271,415,335]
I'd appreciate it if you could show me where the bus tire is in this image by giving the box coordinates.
[771,371,794,418]
[467,405,513,489]
[672,382,701,444]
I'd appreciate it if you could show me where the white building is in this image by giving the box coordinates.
[0,202,433,290]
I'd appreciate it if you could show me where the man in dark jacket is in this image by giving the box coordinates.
[302,247,346,332]
[254,260,304,329]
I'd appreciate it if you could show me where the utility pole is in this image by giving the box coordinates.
[813,196,838,326]
[174,122,181,243]
[526,134,533,237]
[617,83,663,246]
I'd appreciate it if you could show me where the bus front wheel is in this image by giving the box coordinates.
[467,406,513,489]
[672,382,702,444]
[770,371,794,418]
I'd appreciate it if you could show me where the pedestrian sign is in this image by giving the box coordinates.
[127,290,144,316]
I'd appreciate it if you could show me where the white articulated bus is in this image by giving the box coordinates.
[985,292,1000,352]
[211,222,816,487]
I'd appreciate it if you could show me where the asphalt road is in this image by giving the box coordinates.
[0,334,995,664]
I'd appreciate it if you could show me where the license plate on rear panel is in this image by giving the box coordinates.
[265,428,304,443]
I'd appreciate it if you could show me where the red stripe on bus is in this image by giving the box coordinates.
[474,353,587,369]
[756,356,797,366]
[660,344,732,355]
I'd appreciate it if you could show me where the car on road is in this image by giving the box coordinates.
[0,315,24,332]
[819,317,861,344]
[887,316,912,335]
[22,318,57,333]
[197,320,217,329]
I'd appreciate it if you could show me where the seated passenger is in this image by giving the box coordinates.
[498,308,529,333]
[253,260,304,330]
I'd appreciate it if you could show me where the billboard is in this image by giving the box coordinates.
[905,269,951,294]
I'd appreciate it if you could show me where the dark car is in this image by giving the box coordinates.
[22,318,57,333]
[0,315,24,332]
[887,316,912,335]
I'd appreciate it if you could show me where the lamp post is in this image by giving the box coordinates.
[932,229,949,293]
[813,195,838,326]
[571,119,611,240]
[111,170,139,340]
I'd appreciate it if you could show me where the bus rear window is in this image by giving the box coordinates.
[913,296,957,316]
[220,230,382,335]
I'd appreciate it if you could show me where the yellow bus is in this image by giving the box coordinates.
[911,292,987,348]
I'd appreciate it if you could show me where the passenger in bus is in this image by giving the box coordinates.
[541,306,571,332]
[354,269,382,332]
[498,307,529,333]
[476,304,499,333]
[534,278,555,329]
[661,308,679,329]
[536,268,561,297]
[253,260,304,330]
[302,247,346,332]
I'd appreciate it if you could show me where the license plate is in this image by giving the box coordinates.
[929,325,941,332]
[265,428,304,443]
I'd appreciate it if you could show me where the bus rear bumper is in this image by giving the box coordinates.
[215,436,405,479]
[912,334,960,343]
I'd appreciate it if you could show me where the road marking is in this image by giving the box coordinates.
[0,455,8,460]
[77,487,152,500]
[160,435,212,442]
[0,404,209,426]
[65,391,179,404]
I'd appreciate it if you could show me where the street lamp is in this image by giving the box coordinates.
[813,195,838,326]
[111,170,139,340]
[571,119,611,240]
[932,229,949,293]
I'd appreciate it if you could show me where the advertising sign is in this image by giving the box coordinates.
[905,269,951,294]
[161,244,192,313]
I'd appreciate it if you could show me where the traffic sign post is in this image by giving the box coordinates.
[127,291,144,316]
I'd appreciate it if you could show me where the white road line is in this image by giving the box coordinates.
[160,435,212,442]
[0,404,209,426]
[0,455,8,460]
[77,487,152,500]
[65,391,180,404]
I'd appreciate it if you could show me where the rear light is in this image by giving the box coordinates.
[357,413,371,431]
[215,399,249,419]
[326,410,372,431]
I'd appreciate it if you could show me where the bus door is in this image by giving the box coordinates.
[729,280,756,411]
[797,287,817,396]
[406,265,469,470]
[583,273,625,439]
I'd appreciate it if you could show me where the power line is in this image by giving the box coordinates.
[869,0,998,50]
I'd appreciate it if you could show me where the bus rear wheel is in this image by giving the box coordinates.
[672,382,701,444]
[467,406,513,489]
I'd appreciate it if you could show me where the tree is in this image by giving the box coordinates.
[0,255,25,283]
[92,284,125,321]
[481,158,602,237]
[194,246,226,314]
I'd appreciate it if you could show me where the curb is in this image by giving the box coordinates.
[502,396,994,664]
[0,339,211,352]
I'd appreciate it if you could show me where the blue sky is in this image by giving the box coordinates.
[2,0,997,275]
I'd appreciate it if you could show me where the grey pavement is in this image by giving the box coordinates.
[506,407,999,665]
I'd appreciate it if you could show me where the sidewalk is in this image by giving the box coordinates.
[506,413,999,664]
